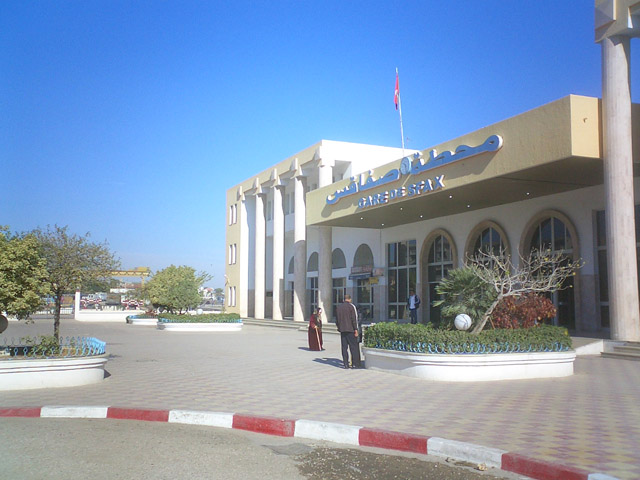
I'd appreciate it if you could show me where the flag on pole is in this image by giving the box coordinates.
[394,70,399,110]
[395,68,405,151]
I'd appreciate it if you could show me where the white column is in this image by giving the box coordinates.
[254,191,266,319]
[317,162,333,323]
[74,290,81,318]
[293,174,306,322]
[272,184,284,320]
[602,35,640,341]
[239,197,249,317]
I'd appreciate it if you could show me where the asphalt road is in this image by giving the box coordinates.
[1,418,528,480]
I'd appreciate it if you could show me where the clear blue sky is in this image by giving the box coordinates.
[1,1,637,288]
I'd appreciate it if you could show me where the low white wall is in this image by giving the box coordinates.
[157,322,243,332]
[0,355,108,391]
[127,317,157,326]
[362,348,575,382]
[75,310,144,322]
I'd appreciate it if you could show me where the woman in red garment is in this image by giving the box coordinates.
[308,308,324,351]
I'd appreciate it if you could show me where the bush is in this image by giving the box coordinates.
[433,266,496,329]
[491,293,556,329]
[158,313,241,323]
[363,322,571,353]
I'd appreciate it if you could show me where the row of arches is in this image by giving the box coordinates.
[284,210,578,328]
[288,244,374,274]
[422,211,578,328]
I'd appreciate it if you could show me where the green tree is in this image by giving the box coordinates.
[0,227,50,319]
[33,225,120,340]
[143,265,211,314]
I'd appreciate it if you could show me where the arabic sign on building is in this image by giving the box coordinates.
[326,134,503,209]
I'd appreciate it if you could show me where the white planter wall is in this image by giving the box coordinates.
[0,355,108,391]
[362,348,576,382]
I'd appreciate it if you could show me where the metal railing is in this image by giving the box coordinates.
[365,339,571,354]
[0,336,106,359]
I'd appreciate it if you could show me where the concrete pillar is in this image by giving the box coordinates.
[74,290,81,318]
[239,196,249,318]
[272,184,285,320]
[317,162,333,323]
[293,173,307,322]
[254,191,266,319]
[601,35,640,341]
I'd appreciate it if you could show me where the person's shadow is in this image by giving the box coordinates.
[312,357,345,369]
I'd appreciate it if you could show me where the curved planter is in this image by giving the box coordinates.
[362,347,576,382]
[157,322,243,332]
[0,355,109,391]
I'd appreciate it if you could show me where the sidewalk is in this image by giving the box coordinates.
[1,319,638,479]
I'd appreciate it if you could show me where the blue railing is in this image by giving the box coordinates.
[369,340,571,354]
[0,336,106,359]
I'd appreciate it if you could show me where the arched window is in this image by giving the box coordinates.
[424,232,455,325]
[288,257,294,275]
[307,252,318,272]
[353,244,374,267]
[466,222,508,267]
[332,248,346,269]
[524,212,577,329]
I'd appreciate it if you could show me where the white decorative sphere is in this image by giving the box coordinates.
[454,314,472,331]
[196,308,203,315]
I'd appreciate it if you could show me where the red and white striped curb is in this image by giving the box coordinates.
[0,406,619,480]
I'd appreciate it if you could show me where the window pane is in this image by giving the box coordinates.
[388,305,397,320]
[408,240,417,265]
[409,267,416,293]
[398,242,408,266]
[530,226,541,250]
[596,210,606,246]
[553,218,566,252]
[598,250,608,302]
[434,236,442,262]
[428,265,443,283]
[398,268,408,303]
[442,237,452,261]
[388,243,397,267]
[539,219,552,250]
[388,270,398,303]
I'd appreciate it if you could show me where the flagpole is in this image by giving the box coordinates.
[396,68,405,156]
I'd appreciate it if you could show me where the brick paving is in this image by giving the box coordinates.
[1,318,639,479]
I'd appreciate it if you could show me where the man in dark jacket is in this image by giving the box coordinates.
[335,294,362,369]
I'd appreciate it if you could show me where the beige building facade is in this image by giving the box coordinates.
[225,95,640,338]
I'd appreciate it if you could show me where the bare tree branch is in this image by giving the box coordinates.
[468,248,583,333]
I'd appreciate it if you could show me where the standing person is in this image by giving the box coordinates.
[407,289,421,324]
[308,308,324,351]
[335,294,362,369]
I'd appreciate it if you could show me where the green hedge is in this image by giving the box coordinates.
[158,313,241,324]
[363,322,572,354]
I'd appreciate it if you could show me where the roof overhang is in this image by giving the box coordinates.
[306,96,640,229]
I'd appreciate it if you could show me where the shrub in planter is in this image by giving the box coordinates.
[158,313,241,323]
[433,266,496,329]
[363,322,571,353]
[491,293,556,329]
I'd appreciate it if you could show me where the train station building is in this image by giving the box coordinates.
[225,1,640,341]
[225,94,640,338]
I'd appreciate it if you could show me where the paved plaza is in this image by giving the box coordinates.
[1,318,639,479]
